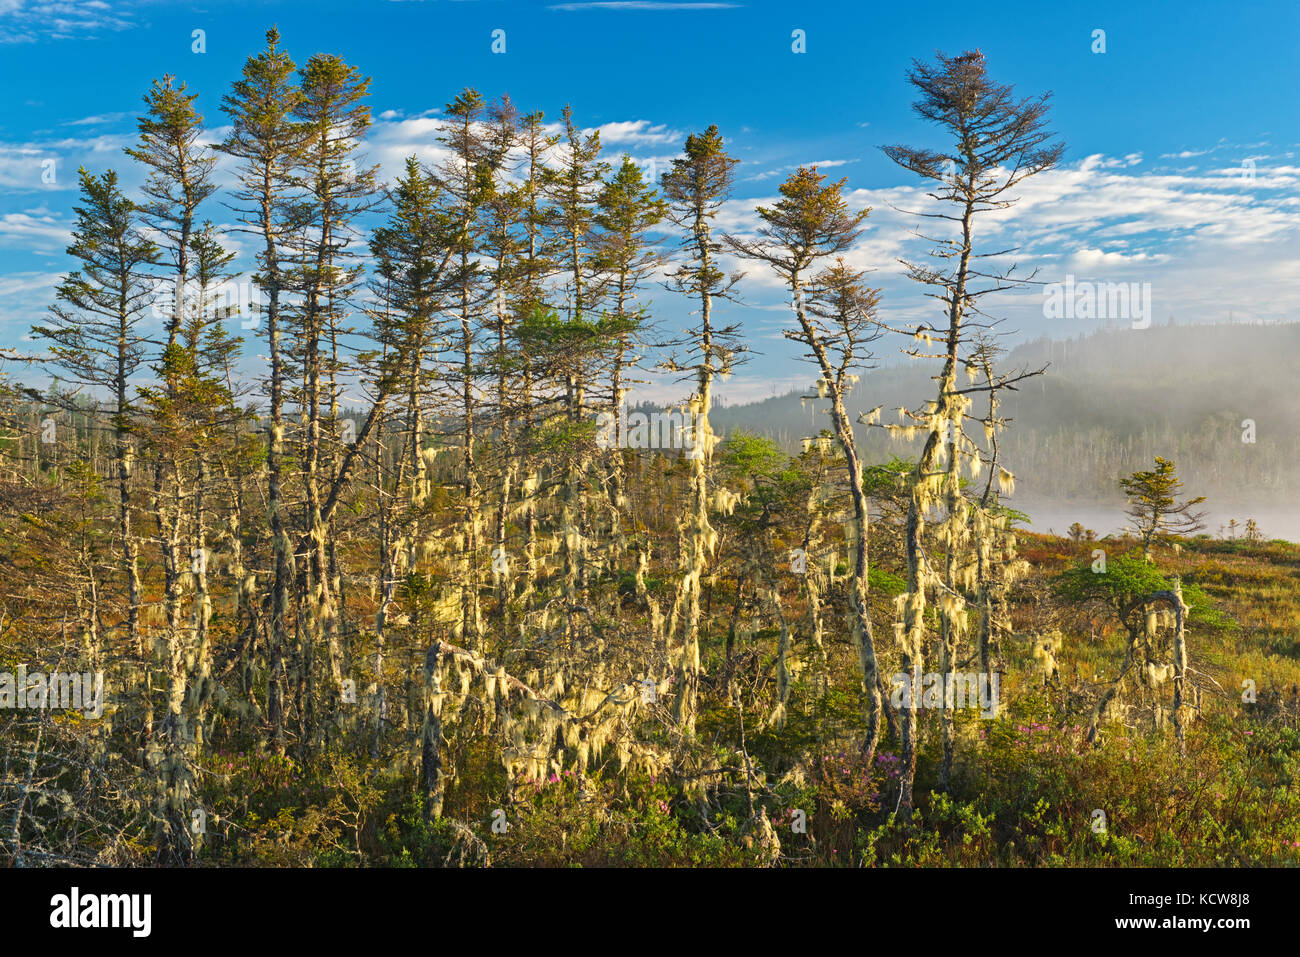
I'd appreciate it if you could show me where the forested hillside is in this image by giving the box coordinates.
[713,322,1300,506]
[1,35,1296,869]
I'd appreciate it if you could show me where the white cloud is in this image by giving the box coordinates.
[743,158,859,182]
[590,120,681,148]
[707,142,1300,392]
[0,133,136,190]
[0,209,70,251]
[0,0,134,43]
[0,269,60,297]
[61,112,131,127]
[366,115,454,183]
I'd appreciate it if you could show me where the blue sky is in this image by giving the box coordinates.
[1,0,1297,402]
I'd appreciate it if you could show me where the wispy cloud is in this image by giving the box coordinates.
[0,269,61,298]
[590,120,681,148]
[744,158,859,182]
[60,112,131,127]
[0,0,135,44]
[0,133,135,190]
[716,146,1300,341]
[0,209,70,253]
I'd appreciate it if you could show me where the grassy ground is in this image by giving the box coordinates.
[354,531,1300,867]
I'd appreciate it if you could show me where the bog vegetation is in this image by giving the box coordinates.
[2,33,1297,867]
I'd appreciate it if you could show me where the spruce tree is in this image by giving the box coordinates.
[658,125,743,737]
[217,26,306,750]
[882,50,1062,808]
[594,155,666,557]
